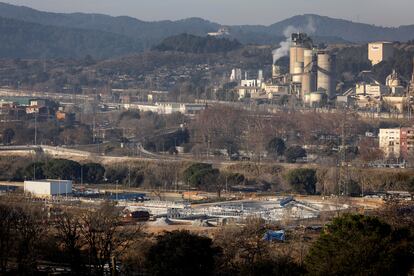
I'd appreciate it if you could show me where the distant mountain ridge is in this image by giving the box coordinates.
[0,2,414,58]
[0,3,220,48]
[268,14,414,42]
[0,16,142,58]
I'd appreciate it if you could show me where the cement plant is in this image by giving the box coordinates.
[0,1,414,275]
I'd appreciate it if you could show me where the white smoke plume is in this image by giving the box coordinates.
[272,16,316,64]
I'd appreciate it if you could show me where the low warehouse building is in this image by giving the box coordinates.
[24,180,72,197]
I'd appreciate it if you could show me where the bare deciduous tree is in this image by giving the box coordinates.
[55,212,85,274]
[80,202,143,275]
[0,204,18,273]
[14,206,46,275]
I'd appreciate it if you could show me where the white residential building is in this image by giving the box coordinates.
[379,128,401,158]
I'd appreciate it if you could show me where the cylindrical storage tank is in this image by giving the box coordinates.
[292,62,303,83]
[303,49,313,70]
[301,73,311,99]
[301,49,315,98]
[317,52,336,99]
[290,46,305,75]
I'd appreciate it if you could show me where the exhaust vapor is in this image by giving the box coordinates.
[272,16,316,64]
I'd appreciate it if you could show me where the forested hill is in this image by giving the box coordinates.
[1,2,414,58]
[1,2,414,45]
[0,2,220,48]
[153,34,242,53]
[0,16,142,59]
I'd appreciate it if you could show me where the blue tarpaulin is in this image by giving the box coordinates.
[263,230,285,241]
[279,196,294,207]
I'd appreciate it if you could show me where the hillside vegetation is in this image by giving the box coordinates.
[153,34,241,53]
[0,16,142,59]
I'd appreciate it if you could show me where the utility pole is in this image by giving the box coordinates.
[338,108,350,196]
[33,162,36,180]
[33,112,38,180]
[34,112,37,146]
[128,164,131,189]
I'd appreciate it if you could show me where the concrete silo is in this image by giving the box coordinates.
[292,62,304,83]
[289,33,313,75]
[301,49,316,99]
[317,51,336,99]
[289,46,305,76]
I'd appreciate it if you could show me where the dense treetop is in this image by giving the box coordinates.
[153,34,242,54]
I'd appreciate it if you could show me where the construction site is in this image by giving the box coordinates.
[121,194,381,229]
[5,181,383,231]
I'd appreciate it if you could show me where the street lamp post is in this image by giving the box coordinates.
[116,180,118,201]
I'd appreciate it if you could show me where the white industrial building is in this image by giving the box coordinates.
[124,102,206,115]
[238,79,263,99]
[368,42,394,66]
[208,27,230,37]
[24,180,72,197]
[355,82,387,98]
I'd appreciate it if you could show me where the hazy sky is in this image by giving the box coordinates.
[3,0,414,27]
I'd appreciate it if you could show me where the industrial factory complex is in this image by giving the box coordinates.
[236,33,337,105]
[234,33,414,113]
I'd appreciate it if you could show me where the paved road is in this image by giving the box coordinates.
[0,181,23,187]
[0,145,311,171]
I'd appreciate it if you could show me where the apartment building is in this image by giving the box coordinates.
[379,127,414,158]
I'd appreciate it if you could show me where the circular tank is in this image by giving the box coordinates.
[292,62,304,83]
[301,49,316,98]
[303,49,313,69]
[290,46,305,75]
[317,52,336,99]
